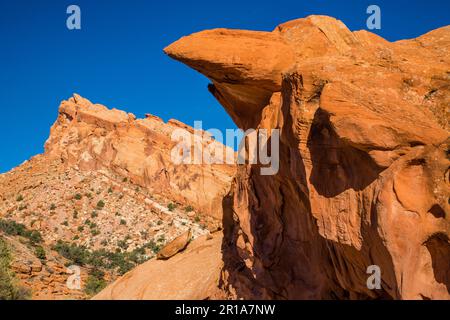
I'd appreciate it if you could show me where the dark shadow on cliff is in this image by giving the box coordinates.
[307,108,384,198]
[425,233,450,293]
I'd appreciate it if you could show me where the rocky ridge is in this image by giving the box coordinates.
[0,96,235,299]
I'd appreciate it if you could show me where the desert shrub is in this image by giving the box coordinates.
[16,195,23,202]
[90,229,100,236]
[74,193,82,200]
[34,246,46,260]
[108,187,113,194]
[119,219,126,225]
[53,240,150,278]
[144,240,161,254]
[96,200,105,209]
[62,220,68,227]
[52,240,89,266]
[77,226,84,232]
[0,238,31,300]
[84,273,106,296]
[117,240,128,250]
[184,205,193,213]
[91,211,98,218]
[167,203,176,211]
[49,203,56,210]
[73,210,78,219]
[0,219,42,244]
[194,216,201,223]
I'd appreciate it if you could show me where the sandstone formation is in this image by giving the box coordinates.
[157,229,192,260]
[1,234,90,300]
[45,94,235,220]
[0,97,235,299]
[165,15,450,299]
[93,233,224,300]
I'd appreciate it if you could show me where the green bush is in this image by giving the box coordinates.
[91,211,98,218]
[73,210,78,219]
[120,219,126,225]
[117,240,128,250]
[0,219,42,244]
[49,203,56,210]
[96,200,105,209]
[184,205,194,213]
[16,195,23,202]
[34,246,46,260]
[167,203,176,211]
[84,274,106,296]
[52,240,151,277]
[74,194,82,200]
[0,237,31,300]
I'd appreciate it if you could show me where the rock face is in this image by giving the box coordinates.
[166,16,450,299]
[1,234,90,300]
[93,233,224,300]
[45,94,235,220]
[157,229,191,260]
[0,96,234,299]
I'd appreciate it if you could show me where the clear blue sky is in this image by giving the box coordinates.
[0,0,449,173]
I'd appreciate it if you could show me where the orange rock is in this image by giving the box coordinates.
[166,15,450,300]
[157,229,191,260]
[93,234,224,300]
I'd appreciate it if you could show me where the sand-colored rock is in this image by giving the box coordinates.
[157,229,191,260]
[0,96,233,299]
[93,233,224,300]
[45,95,235,220]
[166,15,450,299]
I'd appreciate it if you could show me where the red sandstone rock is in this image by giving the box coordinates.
[166,15,450,300]
[93,234,224,300]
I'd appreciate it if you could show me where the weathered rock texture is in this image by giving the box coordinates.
[45,94,235,220]
[0,96,234,299]
[166,16,450,299]
[93,233,224,300]
[157,229,192,260]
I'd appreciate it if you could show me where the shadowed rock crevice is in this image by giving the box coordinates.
[425,233,450,293]
[307,108,384,198]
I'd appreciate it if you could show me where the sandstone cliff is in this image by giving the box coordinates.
[165,15,450,300]
[0,96,235,299]
[45,94,235,220]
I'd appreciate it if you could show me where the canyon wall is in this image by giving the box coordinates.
[44,94,235,220]
[165,15,450,299]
